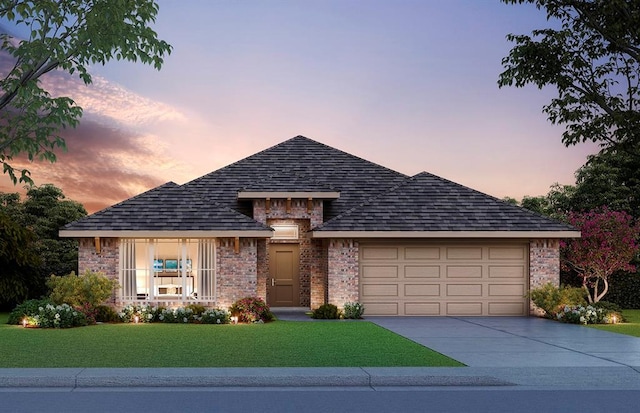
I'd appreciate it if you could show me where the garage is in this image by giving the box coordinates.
[359,242,529,316]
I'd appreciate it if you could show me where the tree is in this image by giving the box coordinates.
[571,148,640,218]
[0,184,86,308]
[561,208,640,303]
[499,0,640,157]
[0,210,42,309]
[0,0,172,184]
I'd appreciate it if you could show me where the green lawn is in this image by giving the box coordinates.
[589,309,640,337]
[0,314,463,368]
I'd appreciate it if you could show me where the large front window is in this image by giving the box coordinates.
[120,239,216,304]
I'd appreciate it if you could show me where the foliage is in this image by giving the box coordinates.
[606,270,640,309]
[312,303,341,319]
[343,302,365,319]
[499,0,640,158]
[200,308,230,324]
[118,304,159,323]
[556,304,619,325]
[94,304,119,323]
[571,149,640,218]
[0,210,42,309]
[6,297,52,324]
[229,297,274,323]
[530,283,587,317]
[561,208,640,303]
[0,185,86,309]
[23,303,87,328]
[158,307,196,323]
[0,0,172,184]
[185,304,206,316]
[47,270,118,312]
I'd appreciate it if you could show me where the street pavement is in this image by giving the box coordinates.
[2,311,640,389]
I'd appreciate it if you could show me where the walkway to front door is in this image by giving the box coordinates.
[267,244,300,307]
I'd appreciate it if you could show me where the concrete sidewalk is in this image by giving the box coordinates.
[2,316,640,389]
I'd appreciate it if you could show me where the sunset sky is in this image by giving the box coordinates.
[0,0,599,213]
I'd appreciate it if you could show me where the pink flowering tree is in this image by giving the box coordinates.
[561,208,640,303]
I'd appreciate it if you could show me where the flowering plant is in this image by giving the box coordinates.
[30,303,87,328]
[343,302,365,319]
[555,304,618,325]
[230,297,274,323]
[200,308,230,324]
[118,304,159,323]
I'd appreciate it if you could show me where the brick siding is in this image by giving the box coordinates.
[529,239,561,315]
[327,239,359,308]
[78,238,119,305]
[216,238,259,309]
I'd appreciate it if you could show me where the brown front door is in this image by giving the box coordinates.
[268,244,300,307]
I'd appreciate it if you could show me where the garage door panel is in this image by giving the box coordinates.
[362,247,398,260]
[446,266,482,278]
[446,284,482,296]
[405,265,440,278]
[404,247,440,260]
[447,247,482,260]
[489,265,525,278]
[488,247,526,260]
[365,302,398,316]
[405,302,440,315]
[360,243,528,316]
[405,284,440,296]
[362,284,398,297]
[489,302,525,316]
[362,265,398,278]
[488,284,525,297]
[446,302,483,316]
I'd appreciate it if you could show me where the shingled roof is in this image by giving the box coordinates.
[60,182,272,237]
[60,136,579,238]
[312,172,578,237]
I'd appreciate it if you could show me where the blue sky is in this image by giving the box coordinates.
[0,1,598,212]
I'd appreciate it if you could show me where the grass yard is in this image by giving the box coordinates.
[589,309,640,337]
[0,314,463,368]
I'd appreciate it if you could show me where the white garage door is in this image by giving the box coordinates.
[359,243,529,316]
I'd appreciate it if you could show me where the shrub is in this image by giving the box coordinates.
[118,304,160,323]
[48,270,119,311]
[186,304,206,316]
[201,308,230,324]
[530,283,587,317]
[230,297,274,323]
[26,303,87,328]
[555,304,620,325]
[343,302,365,319]
[7,298,54,325]
[312,303,341,319]
[159,307,196,323]
[94,305,119,323]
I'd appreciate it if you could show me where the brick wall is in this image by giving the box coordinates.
[254,198,325,307]
[78,237,119,305]
[327,239,359,308]
[529,239,561,315]
[310,239,327,309]
[216,238,259,309]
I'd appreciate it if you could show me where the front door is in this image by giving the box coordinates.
[268,244,300,306]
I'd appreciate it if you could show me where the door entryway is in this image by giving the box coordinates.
[268,244,300,306]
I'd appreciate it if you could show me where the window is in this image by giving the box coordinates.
[119,239,216,303]
[271,224,299,240]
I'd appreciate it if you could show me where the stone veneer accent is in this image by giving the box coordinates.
[253,198,325,308]
[78,238,119,305]
[327,239,359,308]
[529,239,561,315]
[216,238,259,309]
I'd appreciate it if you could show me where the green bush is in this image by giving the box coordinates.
[200,308,230,324]
[530,283,587,317]
[556,304,620,325]
[48,270,119,310]
[343,302,365,319]
[186,303,206,316]
[26,303,87,328]
[94,305,119,323]
[7,298,54,324]
[312,303,341,319]
[118,304,160,323]
[230,297,274,323]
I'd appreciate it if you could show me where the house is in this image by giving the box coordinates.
[59,136,579,316]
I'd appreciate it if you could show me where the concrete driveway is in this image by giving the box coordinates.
[367,316,640,368]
